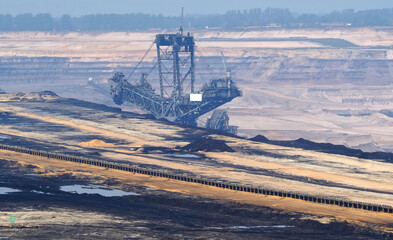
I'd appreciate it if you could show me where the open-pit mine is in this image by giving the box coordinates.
[0,91,392,238]
[1,27,393,239]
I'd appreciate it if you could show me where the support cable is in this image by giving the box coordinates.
[127,42,155,82]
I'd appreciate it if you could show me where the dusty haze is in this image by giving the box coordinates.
[1,27,393,152]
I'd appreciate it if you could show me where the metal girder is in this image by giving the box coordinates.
[109,29,241,126]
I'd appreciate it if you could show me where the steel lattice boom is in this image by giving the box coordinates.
[109,28,241,126]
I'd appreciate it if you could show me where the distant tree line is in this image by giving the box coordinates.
[1,8,393,31]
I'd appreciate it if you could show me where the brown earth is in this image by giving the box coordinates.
[79,139,115,148]
[0,158,388,239]
[1,27,393,238]
[0,94,392,237]
[1,149,392,230]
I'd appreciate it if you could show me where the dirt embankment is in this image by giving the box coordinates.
[79,139,115,148]
[1,93,393,237]
[250,135,393,162]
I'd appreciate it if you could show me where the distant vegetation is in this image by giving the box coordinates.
[1,8,393,31]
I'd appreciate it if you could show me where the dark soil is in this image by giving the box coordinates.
[0,159,390,240]
[182,137,235,152]
[250,135,393,163]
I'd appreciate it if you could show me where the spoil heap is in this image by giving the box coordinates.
[182,137,235,152]
[250,135,393,162]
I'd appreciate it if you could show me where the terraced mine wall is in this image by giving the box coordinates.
[3,52,393,87]
[0,57,115,84]
[1,143,392,214]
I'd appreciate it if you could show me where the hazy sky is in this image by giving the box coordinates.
[0,0,392,16]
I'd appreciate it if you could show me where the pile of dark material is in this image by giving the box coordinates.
[182,137,235,152]
[250,135,393,162]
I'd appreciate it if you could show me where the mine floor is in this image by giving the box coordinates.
[0,92,393,238]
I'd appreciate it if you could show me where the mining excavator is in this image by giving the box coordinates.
[109,25,241,126]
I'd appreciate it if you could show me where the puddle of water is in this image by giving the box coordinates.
[228,225,295,229]
[0,136,10,141]
[24,173,37,176]
[32,190,45,194]
[31,190,54,195]
[144,187,156,191]
[163,154,201,159]
[60,185,141,197]
[0,187,21,195]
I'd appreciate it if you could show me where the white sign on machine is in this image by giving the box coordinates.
[190,93,202,102]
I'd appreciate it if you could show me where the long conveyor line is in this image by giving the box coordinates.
[0,143,392,214]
